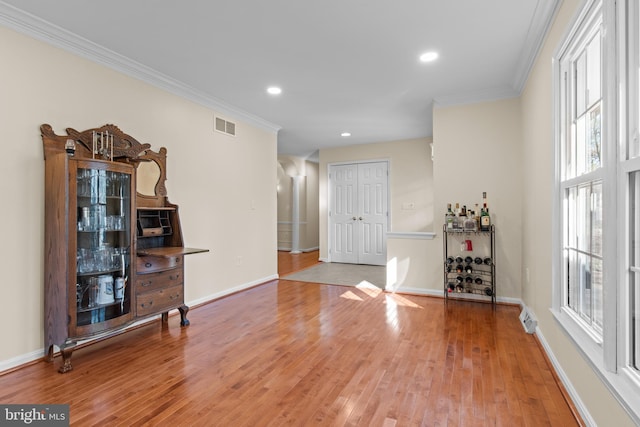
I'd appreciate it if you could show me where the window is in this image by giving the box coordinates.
[554,0,640,422]
[558,0,604,340]
[627,0,640,375]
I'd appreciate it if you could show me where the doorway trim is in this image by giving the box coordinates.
[327,159,390,265]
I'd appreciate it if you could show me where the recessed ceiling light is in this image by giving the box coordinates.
[419,51,439,63]
[341,132,351,137]
[267,86,282,95]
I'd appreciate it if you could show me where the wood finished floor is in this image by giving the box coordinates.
[0,251,580,426]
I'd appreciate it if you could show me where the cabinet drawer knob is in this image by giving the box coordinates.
[141,281,152,287]
[145,262,153,268]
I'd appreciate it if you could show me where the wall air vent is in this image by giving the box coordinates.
[215,116,236,137]
[519,307,537,334]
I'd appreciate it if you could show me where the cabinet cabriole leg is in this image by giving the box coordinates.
[46,344,55,362]
[178,305,190,326]
[58,345,75,374]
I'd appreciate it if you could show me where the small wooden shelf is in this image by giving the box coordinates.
[137,246,209,258]
[138,206,176,211]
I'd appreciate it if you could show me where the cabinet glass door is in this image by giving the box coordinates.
[75,165,132,327]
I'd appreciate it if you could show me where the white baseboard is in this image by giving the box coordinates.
[387,286,523,306]
[0,349,45,373]
[533,322,596,426]
[187,274,278,307]
[278,247,319,253]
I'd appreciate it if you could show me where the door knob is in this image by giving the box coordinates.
[359,217,363,220]
[352,217,357,220]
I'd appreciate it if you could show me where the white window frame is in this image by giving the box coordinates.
[552,0,640,423]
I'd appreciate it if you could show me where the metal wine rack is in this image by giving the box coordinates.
[442,224,496,306]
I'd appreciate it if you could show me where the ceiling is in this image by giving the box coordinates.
[0,0,558,159]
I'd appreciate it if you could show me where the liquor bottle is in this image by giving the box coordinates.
[481,203,491,231]
[465,264,473,274]
[445,203,454,229]
[454,203,461,229]
[474,204,481,229]
[463,213,476,231]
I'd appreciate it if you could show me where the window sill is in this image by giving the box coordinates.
[551,308,640,425]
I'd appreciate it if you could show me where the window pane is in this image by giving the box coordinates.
[566,187,577,248]
[576,114,587,176]
[567,249,579,309]
[578,252,591,321]
[564,181,602,331]
[577,184,590,252]
[576,51,587,116]
[592,181,603,256]
[631,172,640,369]
[566,121,576,179]
[589,104,602,171]
[592,257,603,329]
[633,270,640,370]
[587,33,602,106]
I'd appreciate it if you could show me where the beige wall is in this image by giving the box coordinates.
[0,26,278,366]
[433,98,523,300]
[520,0,635,425]
[318,137,433,261]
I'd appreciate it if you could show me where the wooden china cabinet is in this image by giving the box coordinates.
[42,124,207,373]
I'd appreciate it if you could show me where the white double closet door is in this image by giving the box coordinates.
[329,161,388,266]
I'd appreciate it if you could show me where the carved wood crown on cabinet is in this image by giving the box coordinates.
[41,123,207,373]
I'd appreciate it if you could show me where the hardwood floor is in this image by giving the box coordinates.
[278,249,322,276]
[0,251,581,426]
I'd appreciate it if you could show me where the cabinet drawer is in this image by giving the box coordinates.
[136,285,183,317]
[137,255,181,274]
[135,268,183,293]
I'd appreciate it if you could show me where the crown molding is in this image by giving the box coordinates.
[512,0,563,92]
[0,1,281,134]
[434,0,561,108]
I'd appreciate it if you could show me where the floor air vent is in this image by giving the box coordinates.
[519,307,537,334]
[215,116,236,136]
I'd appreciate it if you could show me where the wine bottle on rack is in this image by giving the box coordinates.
[445,203,454,229]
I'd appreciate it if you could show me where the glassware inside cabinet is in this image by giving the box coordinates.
[75,166,132,326]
